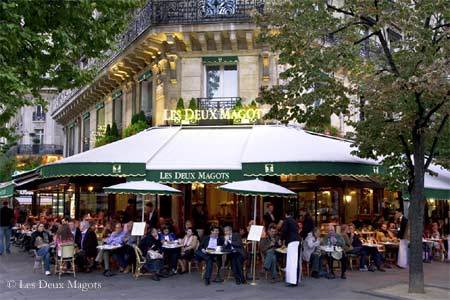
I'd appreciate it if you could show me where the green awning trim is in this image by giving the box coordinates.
[404,188,450,201]
[138,70,152,82]
[217,187,296,197]
[103,188,180,195]
[83,112,90,120]
[146,169,247,183]
[39,163,146,178]
[0,181,15,198]
[202,56,239,64]
[96,102,105,110]
[242,162,383,177]
[112,90,123,100]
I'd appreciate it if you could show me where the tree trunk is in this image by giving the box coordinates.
[408,128,426,293]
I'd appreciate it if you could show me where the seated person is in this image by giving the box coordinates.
[194,226,224,285]
[68,220,82,247]
[31,223,53,276]
[303,227,321,278]
[139,227,164,281]
[430,222,444,260]
[75,221,98,272]
[376,223,398,242]
[321,225,347,279]
[348,224,385,272]
[159,225,179,275]
[114,221,137,273]
[96,222,127,277]
[223,226,247,285]
[178,227,198,274]
[261,223,282,282]
[54,223,75,257]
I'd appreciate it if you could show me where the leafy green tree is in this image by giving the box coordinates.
[176,98,185,110]
[257,0,449,293]
[188,98,198,110]
[0,0,143,140]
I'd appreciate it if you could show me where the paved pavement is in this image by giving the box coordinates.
[0,246,448,300]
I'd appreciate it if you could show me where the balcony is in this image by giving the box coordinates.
[6,144,64,156]
[197,97,240,110]
[32,112,46,122]
[51,0,265,116]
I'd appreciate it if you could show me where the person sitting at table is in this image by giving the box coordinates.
[303,227,322,278]
[376,223,398,242]
[54,223,74,256]
[140,227,164,281]
[194,225,224,285]
[114,221,137,273]
[430,222,444,260]
[223,225,247,285]
[68,220,81,247]
[321,225,347,279]
[159,224,179,275]
[349,224,385,272]
[30,223,53,275]
[261,223,282,282]
[75,221,98,272]
[178,227,198,274]
[96,222,127,277]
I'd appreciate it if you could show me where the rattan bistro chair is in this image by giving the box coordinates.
[133,245,151,280]
[55,244,76,279]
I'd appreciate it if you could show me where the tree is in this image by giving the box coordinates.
[0,0,143,140]
[256,0,449,293]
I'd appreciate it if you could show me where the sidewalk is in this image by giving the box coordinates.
[0,247,448,300]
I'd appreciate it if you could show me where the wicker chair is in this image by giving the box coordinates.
[55,244,76,279]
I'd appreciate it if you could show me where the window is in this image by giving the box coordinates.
[33,105,45,121]
[205,65,238,98]
[96,106,105,131]
[34,129,44,144]
[113,96,123,131]
[67,125,75,156]
[140,80,153,121]
[82,116,90,152]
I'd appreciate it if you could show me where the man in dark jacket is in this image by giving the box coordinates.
[263,203,278,229]
[281,210,301,287]
[76,221,98,272]
[145,202,158,229]
[194,226,224,285]
[223,226,247,284]
[299,208,314,240]
[0,201,15,255]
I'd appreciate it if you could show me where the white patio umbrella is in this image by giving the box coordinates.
[104,180,182,222]
[218,178,296,285]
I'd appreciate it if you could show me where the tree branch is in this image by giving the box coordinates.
[432,23,450,30]
[329,21,367,36]
[375,31,400,76]
[421,100,446,127]
[354,30,379,45]
[425,113,449,170]
[326,4,355,17]
[399,134,414,174]
[415,91,425,118]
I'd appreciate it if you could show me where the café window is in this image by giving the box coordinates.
[82,114,90,152]
[96,105,105,131]
[205,65,238,98]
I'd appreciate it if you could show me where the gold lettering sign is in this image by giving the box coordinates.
[163,108,262,124]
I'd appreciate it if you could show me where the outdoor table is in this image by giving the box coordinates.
[162,242,183,249]
[319,246,343,253]
[97,244,122,251]
[362,243,383,248]
[205,249,231,282]
[275,247,287,254]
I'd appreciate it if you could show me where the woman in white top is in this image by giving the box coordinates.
[303,227,321,278]
[178,228,198,274]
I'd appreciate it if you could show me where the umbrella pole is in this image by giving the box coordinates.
[141,195,145,222]
[250,195,257,286]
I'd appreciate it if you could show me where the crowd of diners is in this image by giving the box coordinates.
[1,200,449,287]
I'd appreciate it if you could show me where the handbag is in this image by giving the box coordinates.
[147,250,163,260]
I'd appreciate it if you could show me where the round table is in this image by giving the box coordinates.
[205,249,231,282]
[275,247,287,254]
[162,243,183,249]
[97,244,122,251]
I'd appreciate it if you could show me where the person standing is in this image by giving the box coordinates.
[145,202,158,229]
[192,204,207,239]
[281,210,301,287]
[396,208,409,268]
[0,200,15,255]
[263,203,278,228]
[299,208,314,240]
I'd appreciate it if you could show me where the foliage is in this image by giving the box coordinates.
[0,0,143,140]
[123,111,149,138]
[176,98,185,110]
[188,98,198,110]
[256,0,450,293]
[15,156,43,172]
[0,156,15,182]
[95,122,120,147]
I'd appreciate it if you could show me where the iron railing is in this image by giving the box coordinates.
[52,0,264,115]
[32,112,46,121]
[7,144,64,156]
[197,97,240,110]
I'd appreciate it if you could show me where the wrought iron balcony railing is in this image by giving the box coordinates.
[7,144,64,156]
[197,97,240,110]
[32,112,46,122]
[52,0,264,115]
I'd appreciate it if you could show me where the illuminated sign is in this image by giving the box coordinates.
[163,108,262,124]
